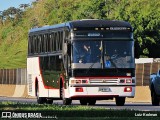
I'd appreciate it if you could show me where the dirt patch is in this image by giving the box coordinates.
[0,84,16,97]
[126,86,151,102]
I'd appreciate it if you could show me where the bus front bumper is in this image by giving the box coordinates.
[68,86,135,100]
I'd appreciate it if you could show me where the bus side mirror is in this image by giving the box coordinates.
[59,55,62,59]
[63,43,68,55]
[63,43,71,55]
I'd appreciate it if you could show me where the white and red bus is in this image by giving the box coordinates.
[27,19,135,106]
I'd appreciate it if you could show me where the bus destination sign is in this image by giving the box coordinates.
[109,27,130,31]
[88,33,101,37]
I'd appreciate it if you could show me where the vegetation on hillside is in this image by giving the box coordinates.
[0,0,160,68]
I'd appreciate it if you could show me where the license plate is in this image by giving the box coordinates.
[98,87,111,92]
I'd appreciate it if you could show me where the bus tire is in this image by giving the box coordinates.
[36,84,46,104]
[46,99,53,104]
[61,87,72,105]
[80,99,88,105]
[151,90,159,106]
[115,97,125,106]
[63,98,72,105]
[88,99,96,105]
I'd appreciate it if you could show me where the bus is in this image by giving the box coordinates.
[27,19,135,106]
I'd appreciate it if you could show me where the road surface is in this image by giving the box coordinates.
[0,97,159,111]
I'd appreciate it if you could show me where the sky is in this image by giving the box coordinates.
[0,0,33,11]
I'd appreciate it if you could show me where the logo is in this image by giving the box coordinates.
[103,80,107,83]
[2,112,11,118]
[1,112,57,119]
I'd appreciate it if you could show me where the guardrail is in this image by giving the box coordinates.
[0,68,27,85]
[0,62,160,86]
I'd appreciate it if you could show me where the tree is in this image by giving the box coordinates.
[0,11,3,25]
[103,0,160,58]
[19,4,30,10]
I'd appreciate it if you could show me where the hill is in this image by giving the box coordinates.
[0,0,159,68]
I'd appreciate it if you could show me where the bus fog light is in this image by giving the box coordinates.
[124,87,132,92]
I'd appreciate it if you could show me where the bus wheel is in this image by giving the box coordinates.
[46,99,53,104]
[36,85,46,104]
[63,98,72,105]
[88,100,96,105]
[80,99,87,105]
[151,90,159,106]
[115,97,125,106]
[61,87,72,105]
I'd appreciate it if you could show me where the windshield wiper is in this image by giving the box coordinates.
[85,62,97,75]
[85,56,101,74]
[109,58,119,73]
[85,56,119,75]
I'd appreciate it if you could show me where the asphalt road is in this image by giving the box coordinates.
[0,97,160,111]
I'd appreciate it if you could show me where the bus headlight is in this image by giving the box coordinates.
[119,79,133,84]
[126,79,132,83]
[70,79,89,84]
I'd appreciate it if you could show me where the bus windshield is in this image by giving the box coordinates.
[72,40,134,69]
[72,41,101,63]
[104,41,134,68]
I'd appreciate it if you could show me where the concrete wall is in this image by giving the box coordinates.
[0,85,28,98]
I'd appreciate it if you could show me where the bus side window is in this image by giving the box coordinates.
[48,34,52,52]
[55,56,61,71]
[40,57,44,71]
[43,57,49,71]
[54,33,57,51]
[28,36,32,54]
[47,56,63,71]
[31,36,34,54]
[50,56,56,71]
[59,31,63,50]
[44,34,47,53]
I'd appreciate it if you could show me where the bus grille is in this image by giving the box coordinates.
[89,79,118,85]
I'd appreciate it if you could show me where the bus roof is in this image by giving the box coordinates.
[29,19,132,33]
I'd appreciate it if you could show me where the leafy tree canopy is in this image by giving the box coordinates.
[0,0,159,68]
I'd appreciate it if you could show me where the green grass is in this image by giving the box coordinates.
[0,101,105,111]
[0,102,160,120]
